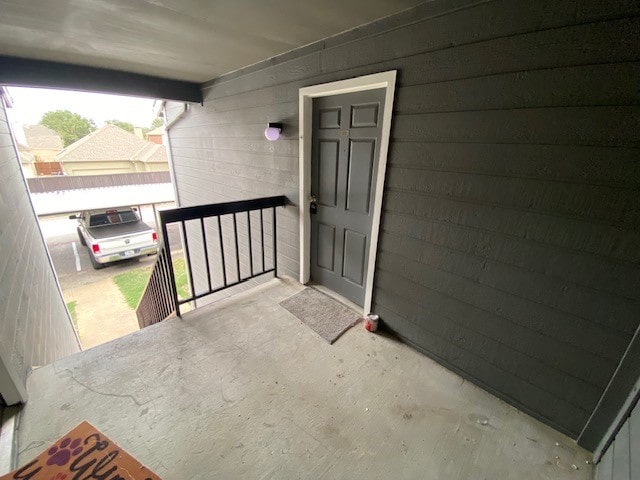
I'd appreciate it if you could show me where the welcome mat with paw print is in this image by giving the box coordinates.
[0,421,162,480]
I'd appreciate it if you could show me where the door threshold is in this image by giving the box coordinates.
[307,283,364,316]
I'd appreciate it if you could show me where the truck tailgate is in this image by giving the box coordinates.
[87,221,152,239]
[88,221,156,256]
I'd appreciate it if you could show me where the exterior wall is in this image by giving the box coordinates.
[596,397,640,480]
[0,94,80,404]
[167,0,640,439]
[582,327,640,452]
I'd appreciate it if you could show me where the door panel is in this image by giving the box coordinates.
[346,140,375,214]
[317,223,336,271]
[351,103,379,128]
[342,229,367,285]
[319,107,341,129]
[310,88,385,306]
[318,141,339,207]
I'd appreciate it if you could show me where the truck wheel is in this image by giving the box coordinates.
[77,227,86,246]
[89,253,105,270]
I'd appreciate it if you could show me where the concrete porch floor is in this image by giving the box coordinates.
[16,277,593,479]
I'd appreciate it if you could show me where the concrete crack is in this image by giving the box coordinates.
[18,440,47,455]
[60,368,161,407]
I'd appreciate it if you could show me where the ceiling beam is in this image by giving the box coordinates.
[0,56,202,103]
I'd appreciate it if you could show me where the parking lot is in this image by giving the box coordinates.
[42,206,179,288]
[39,205,182,349]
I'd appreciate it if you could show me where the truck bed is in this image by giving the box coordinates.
[87,220,153,240]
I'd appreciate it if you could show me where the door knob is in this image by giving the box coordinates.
[309,195,317,214]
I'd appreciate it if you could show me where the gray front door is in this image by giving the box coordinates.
[310,88,385,306]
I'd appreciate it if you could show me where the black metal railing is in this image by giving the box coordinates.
[136,195,287,325]
[136,245,176,328]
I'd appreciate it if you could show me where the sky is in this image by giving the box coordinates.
[6,86,158,130]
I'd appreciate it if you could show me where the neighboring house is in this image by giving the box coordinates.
[20,124,64,175]
[16,142,36,178]
[56,124,169,176]
[22,124,63,162]
[0,1,638,477]
[145,126,164,145]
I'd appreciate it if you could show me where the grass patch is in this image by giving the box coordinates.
[113,258,190,310]
[173,258,190,299]
[66,301,78,330]
[113,268,152,309]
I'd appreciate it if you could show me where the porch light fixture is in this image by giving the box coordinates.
[264,122,282,141]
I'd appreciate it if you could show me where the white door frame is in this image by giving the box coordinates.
[298,70,397,315]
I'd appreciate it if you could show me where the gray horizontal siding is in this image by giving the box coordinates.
[384,190,640,265]
[0,96,80,403]
[392,107,639,146]
[596,400,639,480]
[168,0,640,439]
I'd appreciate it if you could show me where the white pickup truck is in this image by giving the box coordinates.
[70,207,159,269]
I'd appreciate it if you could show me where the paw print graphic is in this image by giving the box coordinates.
[46,437,83,467]
[49,473,68,480]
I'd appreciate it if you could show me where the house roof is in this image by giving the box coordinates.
[56,124,167,164]
[0,1,421,84]
[19,150,34,165]
[132,142,168,164]
[23,125,64,150]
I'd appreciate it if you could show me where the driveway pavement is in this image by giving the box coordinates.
[64,277,138,349]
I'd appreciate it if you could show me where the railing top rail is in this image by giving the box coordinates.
[159,195,287,224]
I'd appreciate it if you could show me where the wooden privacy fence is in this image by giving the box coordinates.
[27,171,171,193]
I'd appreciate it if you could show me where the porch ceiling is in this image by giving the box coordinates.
[15,277,593,479]
[0,0,421,84]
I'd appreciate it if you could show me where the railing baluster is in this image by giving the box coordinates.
[181,220,195,301]
[152,252,161,319]
[158,249,172,314]
[200,218,212,293]
[161,217,180,318]
[157,251,166,313]
[167,254,176,313]
[260,209,265,273]
[272,206,278,277]
[218,215,229,287]
[247,210,254,277]
[233,213,241,282]
[149,267,158,321]
[155,263,164,319]
[162,260,170,316]
[217,215,227,287]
